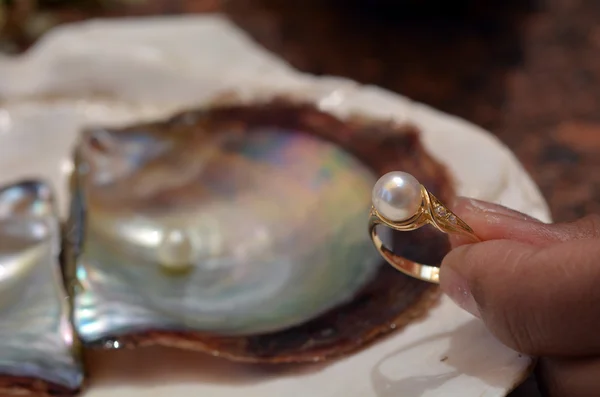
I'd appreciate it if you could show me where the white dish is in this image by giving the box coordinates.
[0,15,550,397]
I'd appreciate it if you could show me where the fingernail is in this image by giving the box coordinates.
[453,197,539,223]
[440,266,480,318]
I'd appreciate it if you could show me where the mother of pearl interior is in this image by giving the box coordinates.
[72,127,381,340]
[0,181,82,390]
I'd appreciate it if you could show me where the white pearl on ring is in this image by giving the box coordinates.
[372,171,422,222]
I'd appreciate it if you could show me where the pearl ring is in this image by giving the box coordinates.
[369,171,480,283]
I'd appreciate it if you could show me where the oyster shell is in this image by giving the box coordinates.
[0,181,82,396]
[66,100,453,362]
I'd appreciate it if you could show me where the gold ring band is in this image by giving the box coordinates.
[369,177,479,284]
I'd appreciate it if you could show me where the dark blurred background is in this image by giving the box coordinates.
[3,0,600,225]
[3,0,600,395]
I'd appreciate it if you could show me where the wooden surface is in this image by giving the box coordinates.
[5,0,600,395]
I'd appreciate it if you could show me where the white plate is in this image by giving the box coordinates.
[0,15,550,397]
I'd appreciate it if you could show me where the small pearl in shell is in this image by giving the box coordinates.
[372,171,422,222]
[158,229,195,275]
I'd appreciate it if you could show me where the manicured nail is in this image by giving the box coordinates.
[440,266,480,318]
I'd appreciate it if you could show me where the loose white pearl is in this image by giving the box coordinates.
[372,171,422,221]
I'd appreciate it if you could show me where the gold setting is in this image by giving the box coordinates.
[369,185,479,283]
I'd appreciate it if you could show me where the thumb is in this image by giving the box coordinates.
[440,198,600,356]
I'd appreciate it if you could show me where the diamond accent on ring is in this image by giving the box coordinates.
[434,205,457,224]
[434,206,447,217]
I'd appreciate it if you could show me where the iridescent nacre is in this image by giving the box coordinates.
[70,124,381,341]
[0,181,82,391]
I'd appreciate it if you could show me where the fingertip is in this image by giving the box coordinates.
[448,234,473,249]
[440,240,533,319]
[442,239,552,354]
[440,247,481,318]
[441,239,535,288]
[449,197,552,246]
[450,197,540,223]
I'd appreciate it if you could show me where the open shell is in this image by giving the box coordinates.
[0,181,82,396]
[66,99,453,363]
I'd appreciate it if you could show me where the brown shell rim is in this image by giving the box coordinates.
[0,376,82,397]
[102,284,443,364]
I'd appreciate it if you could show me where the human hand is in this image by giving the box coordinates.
[440,197,600,397]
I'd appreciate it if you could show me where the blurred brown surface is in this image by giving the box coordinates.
[3,0,599,224]
[4,0,600,394]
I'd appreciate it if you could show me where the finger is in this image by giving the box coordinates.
[537,357,600,397]
[440,237,600,356]
[449,197,600,247]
